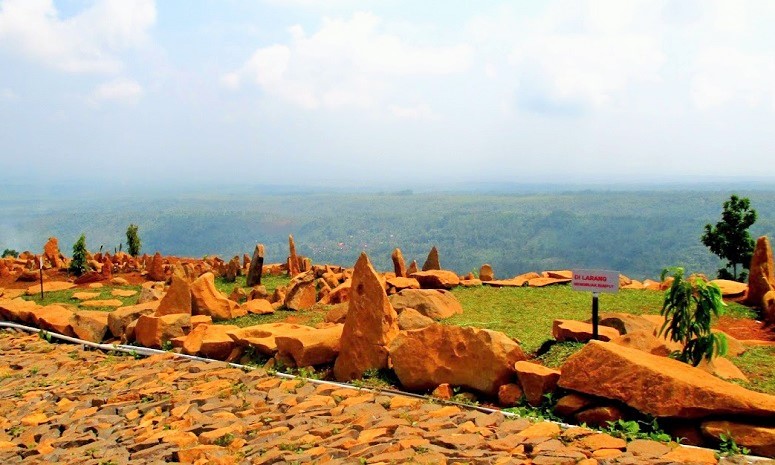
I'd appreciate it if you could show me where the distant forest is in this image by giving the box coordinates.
[3,187,775,280]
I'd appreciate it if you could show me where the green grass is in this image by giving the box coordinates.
[214,274,289,297]
[22,285,142,311]
[731,346,775,395]
[448,284,753,353]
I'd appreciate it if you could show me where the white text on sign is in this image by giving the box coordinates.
[571,269,620,294]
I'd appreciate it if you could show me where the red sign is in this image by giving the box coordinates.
[572,269,619,293]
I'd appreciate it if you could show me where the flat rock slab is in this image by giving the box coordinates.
[0,331,733,464]
[80,299,124,308]
[26,281,75,295]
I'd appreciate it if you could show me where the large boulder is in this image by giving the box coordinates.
[155,276,192,316]
[479,264,494,282]
[389,324,527,397]
[514,361,561,407]
[107,301,159,338]
[43,237,65,268]
[592,313,659,335]
[30,305,75,336]
[397,308,435,330]
[181,324,239,360]
[746,236,775,306]
[276,324,343,367]
[0,298,39,323]
[409,270,460,290]
[388,289,463,320]
[710,279,747,297]
[135,313,191,349]
[283,271,317,311]
[70,311,110,342]
[228,323,317,355]
[190,272,245,320]
[333,253,399,382]
[558,340,775,419]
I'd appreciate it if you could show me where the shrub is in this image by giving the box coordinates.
[659,267,727,366]
[69,234,91,277]
[126,224,141,257]
[1,249,19,258]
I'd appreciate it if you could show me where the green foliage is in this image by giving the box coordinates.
[1,248,18,258]
[126,224,141,257]
[536,341,585,368]
[659,267,728,366]
[68,233,90,277]
[351,368,398,390]
[605,418,672,443]
[717,431,750,457]
[730,346,775,395]
[701,194,757,281]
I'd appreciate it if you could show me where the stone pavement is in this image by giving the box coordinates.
[0,330,762,465]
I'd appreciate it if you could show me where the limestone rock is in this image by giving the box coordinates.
[107,301,159,338]
[147,252,166,282]
[155,276,192,316]
[386,277,420,292]
[389,289,463,320]
[593,312,659,335]
[514,361,561,407]
[70,311,110,343]
[764,290,775,326]
[479,264,494,282]
[389,323,527,397]
[323,303,349,324]
[135,313,191,349]
[276,324,343,367]
[410,270,460,290]
[397,308,435,330]
[191,272,245,320]
[558,340,775,419]
[407,260,419,275]
[283,271,317,311]
[138,281,165,303]
[701,421,775,458]
[746,236,775,306]
[553,319,620,342]
[228,286,247,303]
[528,277,571,287]
[421,246,440,271]
[333,253,399,382]
[391,248,407,278]
[610,330,678,357]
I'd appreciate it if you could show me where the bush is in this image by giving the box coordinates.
[69,234,91,277]
[126,224,141,257]
[1,249,19,258]
[701,194,757,282]
[659,267,727,366]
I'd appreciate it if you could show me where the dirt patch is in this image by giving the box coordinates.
[715,316,775,342]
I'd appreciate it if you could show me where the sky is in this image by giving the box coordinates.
[1,0,775,189]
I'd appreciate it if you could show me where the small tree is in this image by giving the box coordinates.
[659,267,727,366]
[69,234,90,277]
[701,194,757,282]
[126,224,141,257]
[2,249,19,258]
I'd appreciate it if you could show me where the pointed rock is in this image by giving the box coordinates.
[43,237,65,268]
[283,271,317,311]
[70,310,110,342]
[288,235,300,277]
[746,236,775,306]
[246,244,265,287]
[407,260,419,275]
[333,253,399,382]
[391,248,407,278]
[155,275,192,316]
[421,246,440,271]
[147,252,166,282]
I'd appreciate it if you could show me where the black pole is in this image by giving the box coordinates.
[592,292,599,340]
[39,258,44,300]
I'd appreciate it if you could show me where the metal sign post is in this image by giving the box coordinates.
[39,256,44,300]
[572,269,619,340]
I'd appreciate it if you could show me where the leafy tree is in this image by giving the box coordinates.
[659,267,727,366]
[701,194,757,282]
[126,224,141,257]
[69,234,90,277]
[1,249,19,258]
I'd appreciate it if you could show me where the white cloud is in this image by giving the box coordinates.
[0,0,156,74]
[223,12,473,110]
[389,103,435,121]
[90,77,143,104]
[691,47,775,110]
[0,87,17,100]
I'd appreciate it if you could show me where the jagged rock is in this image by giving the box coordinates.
[388,289,463,320]
[479,264,494,282]
[228,323,317,355]
[135,313,191,349]
[498,383,523,407]
[181,324,239,360]
[319,279,350,305]
[138,281,165,303]
[407,260,419,275]
[155,276,192,316]
[391,248,407,278]
[323,303,348,324]
[147,252,166,282]
[746,236,775,306]
[410,270,460,290]
[553,319,620,342]
[288,235,300,277]
[249,285,269,301]
[31,305,75,336]
[70,311,110,342]
[246,244,265,287]
[397,308,435,330]
[514,361,561,407]
[228,287,247,303]
[276,324,343,367]
[421,246,441,271]
[558,340,775,419]
[333,253,399,382]
[389,323,527,397]
[107,301,159,338]
[190,272,245,320]
[283,271,317,311]
[240,299,274,315]
[224,256,241,283]
[701,421,775,458]
[43,237,65,268]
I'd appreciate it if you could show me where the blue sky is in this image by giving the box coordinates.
[1,0,775,188]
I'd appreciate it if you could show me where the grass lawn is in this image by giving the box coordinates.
[22,284,142,311]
